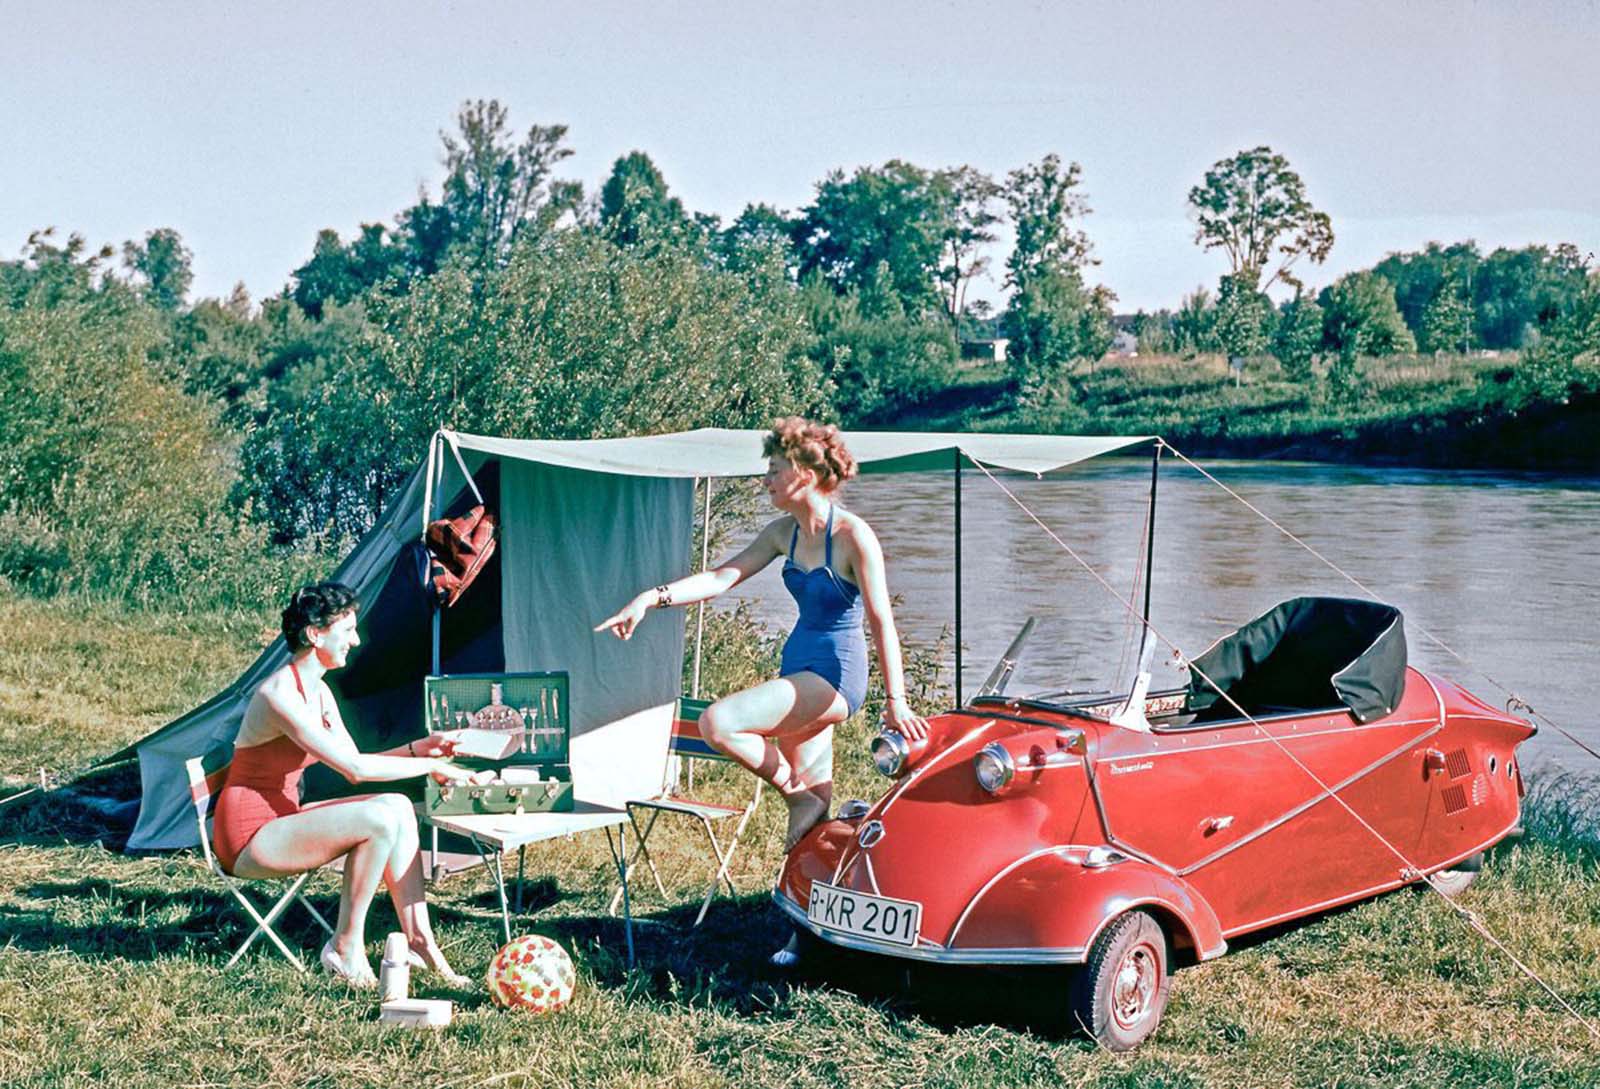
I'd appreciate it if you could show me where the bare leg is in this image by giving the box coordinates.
[777,725,834,850]
[699,673,847,851]
[233,795,407,981]
[372,797,467,984]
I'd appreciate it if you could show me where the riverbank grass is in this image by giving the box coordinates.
[2,592,1598,1087]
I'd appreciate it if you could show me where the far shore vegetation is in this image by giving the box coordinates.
[2,97,1599,1083]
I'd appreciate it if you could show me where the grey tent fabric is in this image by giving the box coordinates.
[500,459,692,806]
[1185,597,1407,724]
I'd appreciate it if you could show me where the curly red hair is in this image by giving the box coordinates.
[762,417,858,493]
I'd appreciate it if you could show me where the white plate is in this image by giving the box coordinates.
[807,881,921,947]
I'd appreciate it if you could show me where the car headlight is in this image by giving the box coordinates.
[973,742,1015,794]
[871,731,909,777]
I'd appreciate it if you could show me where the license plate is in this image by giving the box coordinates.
[807,881,921,947]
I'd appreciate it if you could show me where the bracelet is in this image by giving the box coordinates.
[887,692,906,704]
[407,741,416,756]
[654,584,673,608]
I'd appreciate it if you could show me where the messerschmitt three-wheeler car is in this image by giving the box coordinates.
[776,596,1536,1050]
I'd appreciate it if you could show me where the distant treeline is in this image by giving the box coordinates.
[2,101,1597,612]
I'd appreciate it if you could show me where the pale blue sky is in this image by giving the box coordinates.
[4,0,1597,311]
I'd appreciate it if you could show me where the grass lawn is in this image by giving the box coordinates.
[2,592,1598,1087]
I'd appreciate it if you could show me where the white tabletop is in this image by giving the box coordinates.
[419,799,629,851]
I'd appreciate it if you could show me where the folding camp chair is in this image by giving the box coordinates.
[184,754,334,971]
[610,697,763,926]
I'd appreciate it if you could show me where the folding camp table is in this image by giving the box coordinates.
[419,800,636,966]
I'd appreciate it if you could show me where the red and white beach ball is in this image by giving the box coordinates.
[486,934,576,1014]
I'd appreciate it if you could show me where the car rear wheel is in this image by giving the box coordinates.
[1429,851,1485,896]
[1068,909,1171,1052]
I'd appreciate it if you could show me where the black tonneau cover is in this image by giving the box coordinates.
[1186,597,1407,724]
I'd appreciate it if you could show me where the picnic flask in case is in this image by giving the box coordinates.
[422,672,574,815]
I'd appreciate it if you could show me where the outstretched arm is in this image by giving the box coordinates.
[594,521,785,640]
[854,522,931,740]
[262,682,478,786]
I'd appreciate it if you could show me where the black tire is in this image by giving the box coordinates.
[1429,851,1485,896]
[1068,910,1171,1052]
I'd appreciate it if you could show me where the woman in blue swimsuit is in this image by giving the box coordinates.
[596,417,929,851]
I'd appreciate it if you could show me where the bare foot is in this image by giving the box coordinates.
[782,789,830,853]
[408,939,473,989]
[320,940,377,988]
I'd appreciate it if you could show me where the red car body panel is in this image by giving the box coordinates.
[776,666,1534,967]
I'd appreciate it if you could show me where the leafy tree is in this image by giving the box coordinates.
[122,227,193,311]
[1188,146,1334,292]
[1171,288,1219,355]
[1372,241,1480,338]
[289,224,408,318]
[1129,309,1175,355]
[0,240,276,607]
[1320,271,1415,356]
[1214,271,1272,361]
[166,283,265,415]
[240,233,826,541]
[715,203,798,277]
[1419,276,1476,354]
[936,165,1001,324]
[439,99,581,272]
[1272,294,1324,381]
[1003,266,1115,397]
[1004,154,1093,288]
[1000,154,1112,395]
[600,151,690,247]
[0,228,116,308]
[1471,243,1590,349]
[803,267,959,425]
[794,160,951,314]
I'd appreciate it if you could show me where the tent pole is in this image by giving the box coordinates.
[430,432,444,677]
[954,448,963,707]
[1140,441,1162,652]
[691,477,713,699]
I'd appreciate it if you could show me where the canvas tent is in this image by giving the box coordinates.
[121,427,1149,852]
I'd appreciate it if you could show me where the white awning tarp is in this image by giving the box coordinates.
[448,428,1151,479]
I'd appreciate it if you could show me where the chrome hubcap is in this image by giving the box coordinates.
[1110,943,1158,1030]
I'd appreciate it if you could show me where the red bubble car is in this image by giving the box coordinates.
[775,597,1535,1050]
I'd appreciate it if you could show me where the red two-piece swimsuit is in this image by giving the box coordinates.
[211,662,327,874]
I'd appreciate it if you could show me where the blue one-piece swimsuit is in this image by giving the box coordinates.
[779,504,868,715]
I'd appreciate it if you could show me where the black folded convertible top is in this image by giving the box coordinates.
[1185,597,1407,724]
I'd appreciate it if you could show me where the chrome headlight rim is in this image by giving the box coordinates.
[871,730,910,777]
[836,798,873,822]
[974,741,1016,794]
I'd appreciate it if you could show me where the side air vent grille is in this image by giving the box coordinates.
[1442,785,1469,814]
[1445,748,1471,779]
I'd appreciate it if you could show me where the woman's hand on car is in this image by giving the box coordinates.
[884,697,930,741]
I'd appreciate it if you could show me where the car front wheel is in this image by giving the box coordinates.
[1428,851,1485,896]
[1068,910,1171,1051]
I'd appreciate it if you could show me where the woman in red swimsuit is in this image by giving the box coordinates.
[213,582,479,987]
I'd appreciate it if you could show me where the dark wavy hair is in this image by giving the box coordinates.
[281,582,359,650]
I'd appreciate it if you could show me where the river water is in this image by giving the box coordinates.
[715,459,1600,773]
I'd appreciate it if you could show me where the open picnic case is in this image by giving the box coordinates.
[423,672,574,816]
